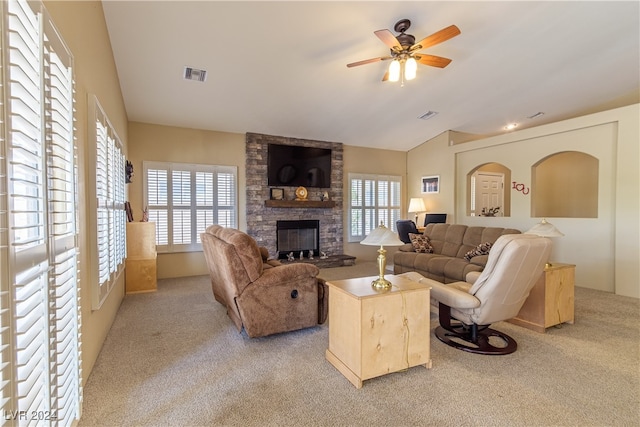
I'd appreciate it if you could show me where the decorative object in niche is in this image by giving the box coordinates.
[125,202,134,222]
[141,207,149,222]
[480,207,501,217]
[126,160,134,183]
[421,175,439,194]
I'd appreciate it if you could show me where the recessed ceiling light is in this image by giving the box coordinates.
[504,123,518,131]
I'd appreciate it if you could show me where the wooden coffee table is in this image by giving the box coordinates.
[325,275,432,388]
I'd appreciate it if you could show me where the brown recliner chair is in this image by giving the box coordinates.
[201,225,327,338]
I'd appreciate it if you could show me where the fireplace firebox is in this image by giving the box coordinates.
[276,220,319,259]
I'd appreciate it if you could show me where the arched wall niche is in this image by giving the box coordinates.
[531,151,598,218]
[466,162,511,217]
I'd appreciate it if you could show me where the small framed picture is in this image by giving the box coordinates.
[270,188,284,200]
[421,175,440,194]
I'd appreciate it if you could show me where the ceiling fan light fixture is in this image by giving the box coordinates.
[405,57,417,80]
[388,59,401,82]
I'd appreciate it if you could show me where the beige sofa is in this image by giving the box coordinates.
[393,223,521,283]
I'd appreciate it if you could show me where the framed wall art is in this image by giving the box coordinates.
[421,175,440,194]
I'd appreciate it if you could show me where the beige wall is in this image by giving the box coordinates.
[127,122,246,279]
[342,146,407,261]
[408,104,639,298]
[44,0,129,383]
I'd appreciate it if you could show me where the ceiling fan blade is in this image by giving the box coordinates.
[415,54,453,68]
[347,56,391,68]
[410,25,461,52]
[374,29,402,51]
[382,70,389,82]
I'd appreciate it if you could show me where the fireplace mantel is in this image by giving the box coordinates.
[264,200,336,209]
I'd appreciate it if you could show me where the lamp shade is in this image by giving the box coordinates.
[408,197,426,214]
[388,59,401,82]
[405,57,417,80]
[360,223,404,247]
[525,218,564,237]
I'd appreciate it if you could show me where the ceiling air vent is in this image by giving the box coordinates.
[527,112,545,119]
[418,111,439,120]
[184,67,207,82]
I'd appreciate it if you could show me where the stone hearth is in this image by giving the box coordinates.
[245,133,344,258]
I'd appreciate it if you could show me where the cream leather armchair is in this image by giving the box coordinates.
[399,234,551,355]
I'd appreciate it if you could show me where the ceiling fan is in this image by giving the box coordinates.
[347,19,461,84]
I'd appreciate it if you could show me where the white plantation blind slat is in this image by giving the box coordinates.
[144,162,237,252]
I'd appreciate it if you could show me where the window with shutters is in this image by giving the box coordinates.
[348,173,401,242]
[1,0,81,425]
[144,161,237,253]
[89,95,126,309]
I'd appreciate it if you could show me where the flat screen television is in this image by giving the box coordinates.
[267,144,331,188]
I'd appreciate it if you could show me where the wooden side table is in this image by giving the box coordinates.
[325,275,432,389]
[125,222,157,294]
[509,263,575,333]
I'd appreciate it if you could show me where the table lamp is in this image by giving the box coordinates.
[360,222,405,290]
[525,218,564,267]
[408,197,426,224]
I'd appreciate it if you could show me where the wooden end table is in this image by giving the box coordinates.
[325,275,432,389]
[509,263,575,333]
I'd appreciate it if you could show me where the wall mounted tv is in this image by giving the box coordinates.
[267,144,332,188]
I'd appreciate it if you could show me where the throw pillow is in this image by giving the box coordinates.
[409,233,433,253]
[464,242,493,261]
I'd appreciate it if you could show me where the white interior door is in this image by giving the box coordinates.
[473,171,504,216]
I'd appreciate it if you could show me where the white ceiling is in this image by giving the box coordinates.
[102,1,640,151]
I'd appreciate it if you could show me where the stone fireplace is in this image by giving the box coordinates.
[245,133,343,258]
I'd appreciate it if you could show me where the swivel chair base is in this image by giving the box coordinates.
[436,303,517,355]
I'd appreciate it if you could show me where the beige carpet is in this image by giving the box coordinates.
[79,261,640,427]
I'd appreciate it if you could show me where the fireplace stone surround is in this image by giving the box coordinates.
[246,133,343,259]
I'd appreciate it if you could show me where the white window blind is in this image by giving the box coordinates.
[1,1,81,426]
[89,95,125,310]
[348,173,401,242]
[144,161,237,253]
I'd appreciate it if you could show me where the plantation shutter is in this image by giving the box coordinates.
[1,0,81,425]
[216,168,236,229]
[348,173,401,242]
[146,167,169,246]
[144,162,237,252]
[195,171,214,244]
[6,0,50,421]
[43,15,80,424]
[91,96,125,309]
